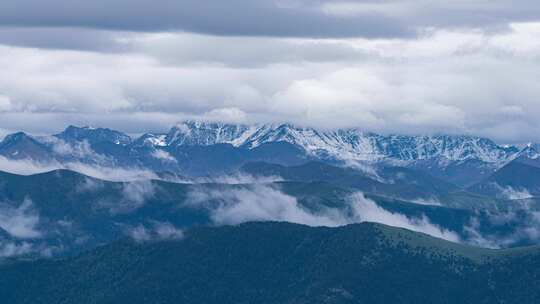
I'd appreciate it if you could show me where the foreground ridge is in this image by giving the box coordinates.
[1,222,539,304]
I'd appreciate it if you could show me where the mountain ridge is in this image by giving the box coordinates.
[1,121,539,185]
[1,121,534,164]
[165,121,524,164]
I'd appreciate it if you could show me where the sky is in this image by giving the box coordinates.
[0,0,540,143]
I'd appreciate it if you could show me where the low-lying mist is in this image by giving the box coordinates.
[187,185,460,242]
[0,155,157,181]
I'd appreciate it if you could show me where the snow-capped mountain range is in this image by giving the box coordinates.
[160,121,522,164]
[0,120,537,185]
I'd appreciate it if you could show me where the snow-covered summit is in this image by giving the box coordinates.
[155,121,521,165]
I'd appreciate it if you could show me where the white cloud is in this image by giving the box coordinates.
[151,149,177,163]
[464,206,540,248]
[0,155,158,182]
[195,173,283,185]
[0,239,61,258]
[409,197,443,206]
[187,185,460,242]
[126,221,184,242]
[0,94,12,112]
[66,163,158,182]
[501,186,534,200]
[45,137,109,164]
[0,156,58,175]
[75,176,540,249]
[127,225,152,242]
[347,193,459,242]
[463,218,502,249]
[102,180,157,214]
[0,198,42,239]
[76,177,104,193]
[488,182,535,200]
[188,185,346,227]
[121,180,155,207]
[0,241,33,258]
[0,24,539,142]
[152,222,184,239]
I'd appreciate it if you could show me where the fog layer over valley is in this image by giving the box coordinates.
[0,166,540,259]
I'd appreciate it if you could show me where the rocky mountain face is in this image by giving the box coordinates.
[164,121,521,164]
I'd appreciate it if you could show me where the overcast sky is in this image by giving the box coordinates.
[0,0,539,143]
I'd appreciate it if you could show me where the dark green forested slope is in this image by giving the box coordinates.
[1,222,539,304]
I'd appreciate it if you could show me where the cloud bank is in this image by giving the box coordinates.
[464,203,540,248]
[0,155,158,182]
[126,221,184,242]
[0,23,539,143]
[348,193,459,242]
[0,198,42,239]
[187,185,460,242]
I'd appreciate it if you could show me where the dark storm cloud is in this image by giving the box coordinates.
[0,1,539,39]
[0,27,129,52]
[0,0,410,38]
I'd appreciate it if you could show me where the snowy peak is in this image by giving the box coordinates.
[132,133,167,148]
[0,122,537,172]
[165,121,254,146]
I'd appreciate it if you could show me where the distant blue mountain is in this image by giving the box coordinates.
[0,121,537,185]
[55,125,132,145]
[0,132,53,161]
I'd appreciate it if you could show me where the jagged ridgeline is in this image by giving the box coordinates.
[1,222,539,304]
[2,121,540,202]
[0,121,536,186]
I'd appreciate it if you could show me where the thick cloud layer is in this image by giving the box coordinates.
[0,2,539,143]
[0,199,42,239]
[0,25,539,142]
[0,1,406,38]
